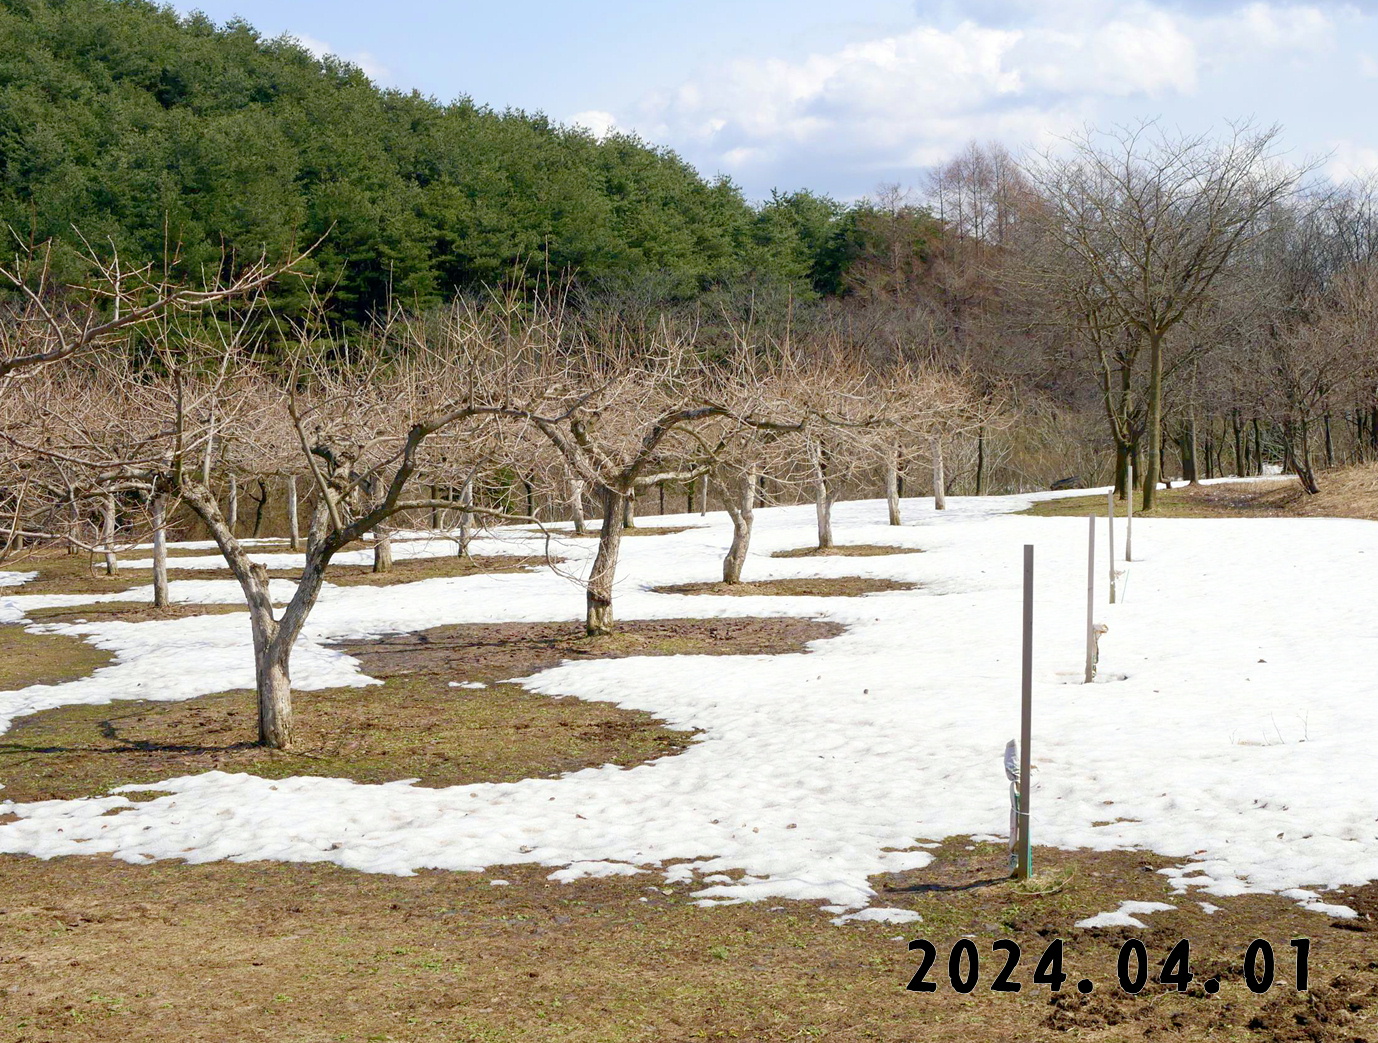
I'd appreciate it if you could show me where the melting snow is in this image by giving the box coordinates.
[0,481,1372,920]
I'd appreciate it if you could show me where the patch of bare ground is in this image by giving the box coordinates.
[0,839,1373,1042]
[0,626,112,690]
[324,553,555,587]
[0,547,556,604]
[1023,464,1378,521]
[25,603,250,625]
[771,544,924,558]
[0,617,840,803]
[545,524,696,539]
[655,577,917,597]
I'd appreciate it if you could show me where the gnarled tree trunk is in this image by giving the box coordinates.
[151,492,169,609]
[456,477,474,557]
[373,523,393,573]
[102,493,118,575]
[176,476,334,751]
[810,443,834,549]
[931,437,946,511]
[586,485,625,635]
[722,470,756,584]
[287,475,300,550]
[570,478,587,534]
[884,445,901,526]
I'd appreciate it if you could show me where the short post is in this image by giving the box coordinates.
[1126,460,1134,562]
[1106,490,1116,604]
[1016,544,1034,880]
[1084,515,1096,683]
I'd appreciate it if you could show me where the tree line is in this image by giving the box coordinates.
[0,0,932,324]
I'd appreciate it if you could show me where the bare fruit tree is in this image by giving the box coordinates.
[1024,121,1306,508]
[522,319,778,634]
[10,303,543,750]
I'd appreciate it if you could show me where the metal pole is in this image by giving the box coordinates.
[1084,516,1096,683]
[1126,459,1134,562]
[1106,491,1116,604]
[1017,544,1034,880]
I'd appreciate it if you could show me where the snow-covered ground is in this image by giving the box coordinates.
[0,484,1374,922]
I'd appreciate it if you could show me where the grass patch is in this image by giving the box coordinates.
[0,546,556,602]
[325,554,554,587]
[26,603,249,625]
[0,617,840,802]
[0,839,1372,1041]
[546,524,697,539]
[0,625,112,690]
[771,544,924,559]
[1021,466,1378,521]
[655,577,917,597]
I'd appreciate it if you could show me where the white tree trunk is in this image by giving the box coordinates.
[811,443,834,549]
[373,523,393,573]
[570,478,587,534]
[151,493,169,608]
[287,475,300,551]
[253,642,294,750]
[722,470,756,583]
[102,493,118,575]
[457,477,474,556]
[227,474,238,533]
[885,445,901,526]
[931,437,947,511]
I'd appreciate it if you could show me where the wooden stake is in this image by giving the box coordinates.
[1016,544,1034,880]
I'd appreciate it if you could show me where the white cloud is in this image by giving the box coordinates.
[292,33,392,83]
[586,1,1343,191]
[1326,138,1378,179]
[569,110,619,138]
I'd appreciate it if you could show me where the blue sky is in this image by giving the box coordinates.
[169,1,1378,201]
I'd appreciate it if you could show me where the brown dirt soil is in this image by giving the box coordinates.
[0,628,112,691]
[0,617,840,803]
[0,548,551,601]
[551,524,696,539]
[655,577,917,597]
[771,544,925,558]
[25,603,250,625]
[0,839,1374,1041]
[323,554,554,587]
[1022,464,1378,521]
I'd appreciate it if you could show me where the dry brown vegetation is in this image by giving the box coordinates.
[0,838,1374,1042]
[0,617,839,803]
[654,577,917,597]
[1021,467,1378,521]
[770,544,925,559]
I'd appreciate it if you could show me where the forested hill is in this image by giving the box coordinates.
[0,0,865,323]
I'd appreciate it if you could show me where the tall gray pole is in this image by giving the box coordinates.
[1017,544,1034,880]
[1126,460,1134,562]
[1084,516,1096,683]
[1106,491,1117,604]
